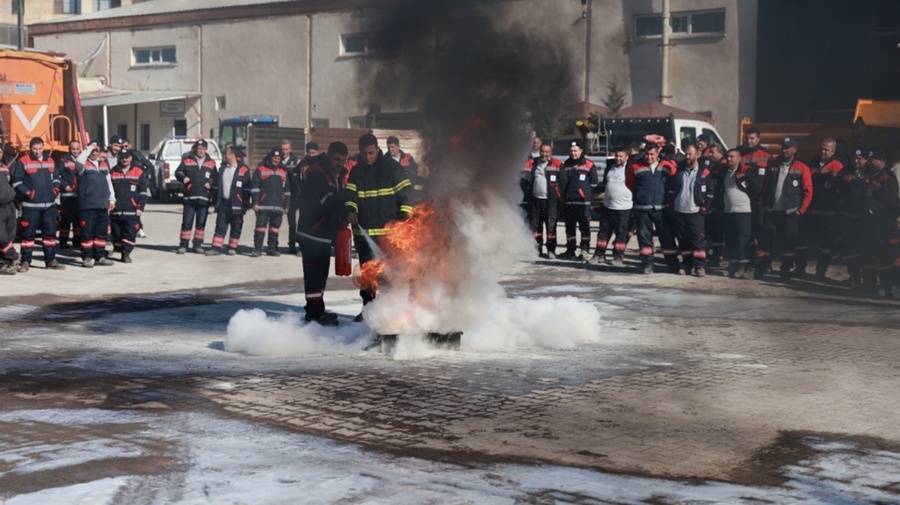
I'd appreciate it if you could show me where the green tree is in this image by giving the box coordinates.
[602,75,627,117]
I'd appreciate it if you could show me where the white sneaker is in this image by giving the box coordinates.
[137,229,148,238]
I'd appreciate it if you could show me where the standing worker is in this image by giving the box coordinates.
[668,145,712,277]
[795,138,844,278]
[297,142,349,326]
[109,149,148,263]
[250,147,290,257]
[0,150,17,274]
[57,140,82,249]
[559,140,599,260]
[387,135,423,203]
[626,143,679,274]
[207,144,252,256]
[175,139,218,254]
[281,140,302,256]
[754,137,813,280]
[521,142,565,259]
[74,142,116,268]
[12,137,65,271]
[590,148,632,266]
[721,148,754,278]
[343,134,413,320]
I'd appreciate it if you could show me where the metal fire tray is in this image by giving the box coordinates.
[377,332,462,353]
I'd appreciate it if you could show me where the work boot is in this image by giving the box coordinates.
[227,248,237,256]
[95,257,116,266]
[353,312,365,322]
[192,246,204,254]
[588,254,605,265]
[305,311,339,327]
[122,251,132,264]
[289,246,297,255]
[250,249,263,258]
[82,258,95,268]
[266,247,281,257]
[0,263,16,275]
[642,263,653,275]
[693,267,706,278]
[176,247,187,255]
[17,262,29,273]
[557,249,575,260]
[677,268,687,276]
[610,257,625,267]
[205,249,222,256]
[46,260,66,270]
[138,229,148,238]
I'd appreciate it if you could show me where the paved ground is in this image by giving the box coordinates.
[1,203,899,503]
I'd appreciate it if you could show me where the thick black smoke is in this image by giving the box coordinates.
[360,0,576,200]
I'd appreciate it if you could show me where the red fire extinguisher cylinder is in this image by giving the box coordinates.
[335,226,352,276]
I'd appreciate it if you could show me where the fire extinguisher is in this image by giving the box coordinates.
[334,226,352,276]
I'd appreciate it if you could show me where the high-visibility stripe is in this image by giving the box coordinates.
[345,183,357,192]
[394,179,411,192]
[353,227,390,237]
[399,205,413,214]
[344,201,359,212]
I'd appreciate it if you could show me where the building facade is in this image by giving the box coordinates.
[27,0,756,154]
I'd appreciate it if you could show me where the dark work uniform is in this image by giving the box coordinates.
[175,152,218,249]
[57,153,80,247]
[755,157,813,278]
[795,156,843,276]
[284,153,303,254]
[626,157,679,272]
[0,163,17,268]
[667,161,712,272]
[741,145,771,258]
[12,152,60,266]
[861,167,899,291]
[838,164,872,285]
[110,163,147,256]
[211,161,251,253]
[251,158,290,253]
[297,154,346,320]
[75,156,113,261]
[560,155,599,257]
[705,158,726,266]
[521,156,565,256]
[343,152,412,305]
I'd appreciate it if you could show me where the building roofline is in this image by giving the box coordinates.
[28,0,366,36]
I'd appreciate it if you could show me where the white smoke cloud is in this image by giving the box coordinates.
[224,308,373,356]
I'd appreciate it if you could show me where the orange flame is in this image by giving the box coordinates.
[354,203,452,294]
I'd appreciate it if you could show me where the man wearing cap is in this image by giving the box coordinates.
[343,134,412,318]
[626,143,679,274]
[121,138,154,238]
[860,148,899,294]
[838,148,874,288]
[12,137,65,271]
[754,137,813,280]
[207,144,251,256]
[558,140,599,260]
[795,138,844,279]
[281,139,303,256]
[175,139,218,254]
[387,136,422,204]
[57,140,82,249]
[109,148,147,263]
[250,147,290,257]
[107,135,124,169]
[297,142,350,326]
[74,142,116,267]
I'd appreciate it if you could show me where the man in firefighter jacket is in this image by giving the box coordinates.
[0,152,17,274]
[625,143,679,274]
[559,140,599,260]
[839,149,875,289]
[297,142,350,326]
[343,134,413,316]
[589,147,632,266]
[754,137,814,280]
[387,135,423,204]
[175,139,218,254]
[667,145,713,277]
[207,144,251,256]
[57,140,82,249]
[12,137,64,272]
[74,142,116,268]
[860,148,899,294]
[521,142,565,259]
[251,147,290,257]
[109,149,147,264]
[795,138,844,278]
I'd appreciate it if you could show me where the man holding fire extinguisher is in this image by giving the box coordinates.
[296,141,350,326]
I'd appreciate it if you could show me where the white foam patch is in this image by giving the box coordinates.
[224,308,374,356]
[5,477,128,505]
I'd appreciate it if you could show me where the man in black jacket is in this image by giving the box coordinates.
[0,145,17,274]
[297,142,349,326]
[343,134,412,319]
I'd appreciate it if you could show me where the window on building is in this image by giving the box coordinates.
[635,10,725,39]
[173,119,187,137]
[133,46,176,65]
[11,0,19,14]
[94,0,121,10]
[139,123,150,151]
[55,0,81,14]
[311,118,330,128]
[341,33,387,56]
[116,124,127,141]
[215,95,226,111]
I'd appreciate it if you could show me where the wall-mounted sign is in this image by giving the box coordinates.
[160,100,185,117]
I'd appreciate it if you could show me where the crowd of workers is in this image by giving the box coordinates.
[521,129,900,297]
[0,132,417,326]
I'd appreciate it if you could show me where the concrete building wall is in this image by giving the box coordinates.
[309,12,365,129]
[0,0,142,24]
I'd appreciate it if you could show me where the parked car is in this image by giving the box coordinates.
[150,137,222,202]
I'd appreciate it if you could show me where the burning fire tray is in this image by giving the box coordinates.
[377,332,462,353]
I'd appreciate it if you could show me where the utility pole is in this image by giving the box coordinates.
[582,0,592,103]
[660,0,671,104]
[16,0,24,50]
